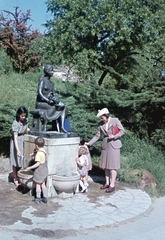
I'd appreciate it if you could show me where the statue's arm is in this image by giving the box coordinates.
[49,86,60,104]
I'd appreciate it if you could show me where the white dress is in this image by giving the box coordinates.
[77,155,88,177]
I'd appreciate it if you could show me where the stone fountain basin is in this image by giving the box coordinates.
[52,172,80,193]
[18,169,35,190]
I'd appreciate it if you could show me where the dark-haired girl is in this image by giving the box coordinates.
[10,106,29,187]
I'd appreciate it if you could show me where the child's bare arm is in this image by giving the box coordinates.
[76,157,84,166]
[24,161,40,171]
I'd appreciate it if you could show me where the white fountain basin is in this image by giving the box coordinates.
[18,169,35,190]
[52,172,80,193]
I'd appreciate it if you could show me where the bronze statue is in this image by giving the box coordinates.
[30,64,67,133]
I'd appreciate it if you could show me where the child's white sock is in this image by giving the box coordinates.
[79,180,87,192]
[42,187,47,198]
[36,189,41,198]
[75,184,79,193]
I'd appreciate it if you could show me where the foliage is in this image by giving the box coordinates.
[0,71,40,133]
[119,131,165,196]
[107,57,165,150]
[45,0,165,84]
[0,71,39,155]
[0,104,16,138]
[0,47,13,74]
[0,7,42,73]
[28,35,55,66]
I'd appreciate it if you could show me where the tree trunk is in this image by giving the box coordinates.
[98,70,108,86]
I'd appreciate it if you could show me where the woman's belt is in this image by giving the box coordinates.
[18,133,24,136]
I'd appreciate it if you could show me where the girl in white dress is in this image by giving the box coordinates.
[79,138,92,185]
[76,147,89,192]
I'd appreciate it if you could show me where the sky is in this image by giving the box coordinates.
[0,0,52,33]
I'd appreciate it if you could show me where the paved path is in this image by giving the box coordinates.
[0,173,152,239]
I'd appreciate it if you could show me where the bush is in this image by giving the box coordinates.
[119,131,165,196]
[0,71,39,143]
[0,48,13,74]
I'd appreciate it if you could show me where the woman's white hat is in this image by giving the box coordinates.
[96,108,109,117]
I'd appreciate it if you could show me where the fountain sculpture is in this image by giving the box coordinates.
[18,64,80,197]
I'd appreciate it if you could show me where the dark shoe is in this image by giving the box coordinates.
[41,197,48,204]
[32,198,41,204]
[81,187,87,193]
[100,184,109,190]
[105,186,115,193]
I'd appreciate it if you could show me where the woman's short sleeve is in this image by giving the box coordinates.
[12,120,19,135]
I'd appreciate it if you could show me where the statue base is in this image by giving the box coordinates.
[29,130,78,138]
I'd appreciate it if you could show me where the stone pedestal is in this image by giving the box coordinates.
[24,134,80,197]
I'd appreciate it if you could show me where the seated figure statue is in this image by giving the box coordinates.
[30,64,67,132]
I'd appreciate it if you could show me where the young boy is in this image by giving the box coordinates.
[25,137,48,204]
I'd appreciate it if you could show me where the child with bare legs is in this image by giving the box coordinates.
[25,137,48,204]
[76,147,89,193]
[79,138,92,186]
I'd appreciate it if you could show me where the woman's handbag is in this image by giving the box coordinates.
[112,126,120,135]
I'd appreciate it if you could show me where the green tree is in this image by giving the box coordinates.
[29,35,59,66]
[45,0,165,85]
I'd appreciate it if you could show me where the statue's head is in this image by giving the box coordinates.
[44,64,54,77]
